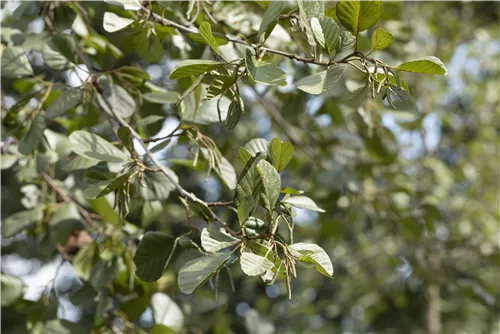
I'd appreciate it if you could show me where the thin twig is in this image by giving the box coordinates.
[41,172,97,229]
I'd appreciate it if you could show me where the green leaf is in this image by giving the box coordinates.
[73,242,98,280]
[281,186,303,195]
[311,16,340,55]
[83,171,116,199]
[46,88,83,118]
[103,12,134,33]
[2,207,44,237]
[151,293,184,332]
[143,92,179,104]
[201,226,240,253]
[205,75,236,100]
[256,160,281,214]
[105,0,141,11]
[395,56,447,75]
[134,232,176,282]
[199,22,221,56]
[42,34,77,70]
[90,259,119,290]
[117,126,133,153]
[178,252,231,294]
[296,66,345,95]
[240,252,274,276]
[1,275,25,306]
[18,113,47,155]
[245,50,287,86]
[96,173,131,198]
[269,138,294,172]
[324,6,337,20]
[336,30,355,53]
[371,27,393,51]
[290,243,333,277]
[244,138,269,157]
[282,195,325,212]
[237,196,255,224]
[134,168,178,200]
[179,84,231,124]
[235,152,266,204]
[137,115,165,128]
[63,156,99,172]
[297,0,325,47]
[170,60,224,80]
[336,0,383,35]
[156,0,174,9]
[244,217,265,230]
[215,155,237,191]
[258,1,284,43]
[1,46,33,78]
[237,147,253,166]
[69,130,129,163]
[224,101,242,129]
[187,32,229,46]
[96,82,136,118]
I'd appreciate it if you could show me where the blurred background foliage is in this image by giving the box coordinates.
[1,1,499,334]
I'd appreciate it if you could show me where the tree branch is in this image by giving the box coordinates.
[140,6,337,67]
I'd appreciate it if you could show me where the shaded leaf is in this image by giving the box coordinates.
[258,1,284,43]
[201,225,240,253]
[1,275,25,306]
[178,252,231,294]
[134,232,176,282]
[311,16,340,55]
[69,130,129,163]
[170,60,224,80]
[1,206,44,238]
[47,88,83,118]
[73,242,98,280]
[256,160,281,214]
[245,50,287,86]
[1,46,33,78]
[96,82,136,118]
[143,92,179,104]
[296,66,345,95]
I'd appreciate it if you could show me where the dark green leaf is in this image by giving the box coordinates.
[46,88,83,118]
[258,1,284,43]
[170,60,224,80]
[134,232,176,282]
